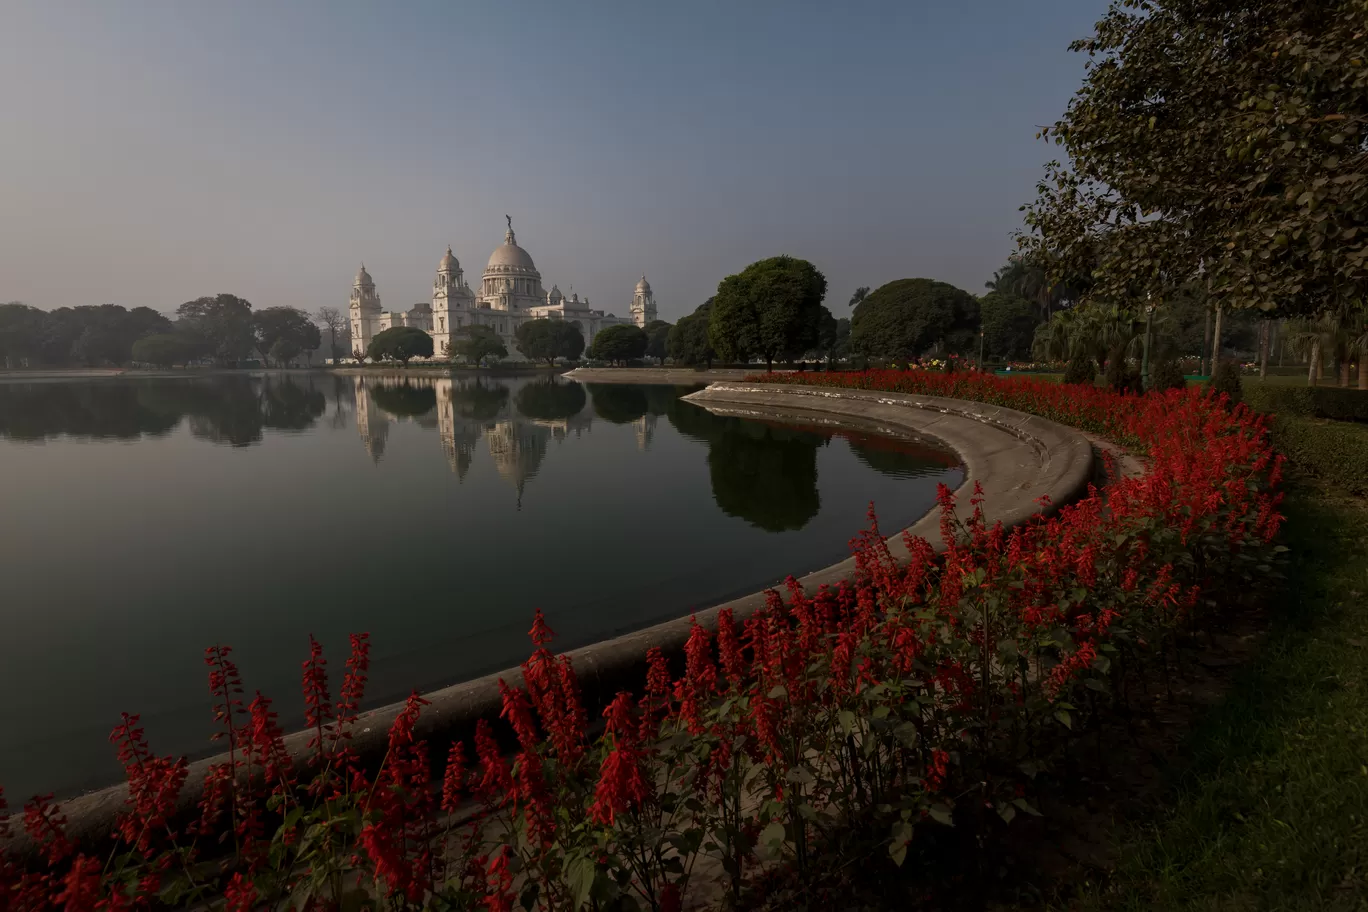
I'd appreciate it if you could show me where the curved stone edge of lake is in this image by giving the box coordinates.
[3,380,1093,856]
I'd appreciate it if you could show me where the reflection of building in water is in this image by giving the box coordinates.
[485,420,551,508]
[358,376,595,505]
[434,380,485,481]
[353,379,390,463]
[349,218,658,361]
[634,413,657,452]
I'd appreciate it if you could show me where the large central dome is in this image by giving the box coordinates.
[485,218,539,276]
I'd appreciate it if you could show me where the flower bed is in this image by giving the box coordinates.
[0,371,1283,911]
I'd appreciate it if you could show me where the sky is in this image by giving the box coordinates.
[1,1,1109,324]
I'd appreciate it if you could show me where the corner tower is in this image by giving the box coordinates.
[349,264,382,359]
[631,275,657,327]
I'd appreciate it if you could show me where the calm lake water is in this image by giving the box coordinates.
[0,372,962,799]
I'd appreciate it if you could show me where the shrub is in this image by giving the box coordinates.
[1269,414,1368,496]
[1105,352,1142,395]
[1063,353,1096,385]
[1149,357,1187,393]
[1244,384,1368,423]
[1207,358,1244,405]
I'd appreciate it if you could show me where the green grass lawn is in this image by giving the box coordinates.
[1069,479,1368,911]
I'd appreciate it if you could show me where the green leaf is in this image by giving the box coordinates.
[928,804,954,827]
[566,854,596,908]
[1054,709,1073,730]
[761,820,788,849]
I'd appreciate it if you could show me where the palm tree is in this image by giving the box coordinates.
[848,286,870,309]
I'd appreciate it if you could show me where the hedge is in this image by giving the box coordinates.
[1245,384,1368,423]
[1268,414,1368,496]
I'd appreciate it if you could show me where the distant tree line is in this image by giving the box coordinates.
[1,295,326,370]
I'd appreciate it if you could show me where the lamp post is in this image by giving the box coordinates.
[1141,292,1156,391]
[978,327,985,372]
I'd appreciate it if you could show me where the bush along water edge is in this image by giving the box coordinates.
[0,371,1284,911]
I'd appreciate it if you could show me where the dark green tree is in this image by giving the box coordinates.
[1020,0,1368,318]
[515,379,587,421]
[709,256,828,371]
[644,320,673,365]
[848,286,871,309]
[254,307,321,366]
[177,294,255,365]
[588,324,648,365]
[368,326,435,365]
[259,376,327,430]
[979,292,1040,361]
[668,300,716,368]
[450,325,507,367]
[450,379,510,420]
[514,319,585,366]
[131,334,192,368]
[849,278,980,361]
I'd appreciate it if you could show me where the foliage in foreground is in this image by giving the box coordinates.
[0,372,1283,910]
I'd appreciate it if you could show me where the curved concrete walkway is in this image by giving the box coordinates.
[7,381,1093,853]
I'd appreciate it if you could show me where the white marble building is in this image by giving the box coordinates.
[349,217,658,361]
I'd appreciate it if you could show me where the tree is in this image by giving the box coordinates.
[979,292,1040,361]
[1020,0,1368,321]
[848,278,980,362]
[254,307,320,367]
[131,333,191,368]
[177,294,255,365]
[315,307,346,361]
[452,324,506,367]
[367,326,435,365]
[668,300,716,368]
[514,319,584,366]
[848,286,870,309]
[588,324,648,365]
[709,256,828,371]
[644,320,673,365]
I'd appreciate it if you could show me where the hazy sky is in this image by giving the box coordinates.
[1,1,1107,323]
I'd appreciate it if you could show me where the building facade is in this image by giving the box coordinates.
[349,218,657,361]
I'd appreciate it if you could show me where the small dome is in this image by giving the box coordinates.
[438,246,459,273]
[635,274,651,293]
[355,263,373,286]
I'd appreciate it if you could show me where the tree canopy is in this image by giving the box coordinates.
[588,324,648,365]
[254,307,320,367]
[177,295,255,365]
[367,326,434,365]
[130,333,192,368]
[369,381,438,418]
[644,320,673,365]
[709,256,828,370]
[0,302,173,368]
[1020,0,1368,318]
[514,319,585,366]
[668,300,716,368]
[849,279,980,361]
[979,292,1041,361]
[450,325,507,367]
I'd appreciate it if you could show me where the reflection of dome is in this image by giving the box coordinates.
[486,419,550,507]
[355,264,374,286]
[439,247,460,273]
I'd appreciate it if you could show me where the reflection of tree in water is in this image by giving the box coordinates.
[0,382,181,441]
[843,431,957,479]
[260,376,327,431]
[587,384,649,424]
[708,420,826,532]
[514,380,587,421]
[368,382,437,419]
[450,379,510,422]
